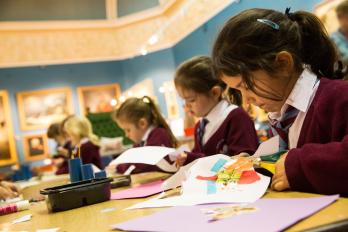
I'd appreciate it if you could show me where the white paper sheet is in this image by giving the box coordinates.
[108,146,175,166]
[127,175,270,209]
[252,135,279,157]
[12,214,32,224]
[161,160,197,190]
[127,155,270,210]
[36,228,60,232]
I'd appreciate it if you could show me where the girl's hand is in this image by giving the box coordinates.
[0,185,18,200]
[175,152,187,168]
[271,153,290,191]
[57,147,69,156]
[105,163,117,175]
[1,181,19,193]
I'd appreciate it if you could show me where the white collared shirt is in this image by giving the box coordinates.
[79,137,90,145]
[268,68,320,149]
[202,100,238,145]
[141,125,155,146]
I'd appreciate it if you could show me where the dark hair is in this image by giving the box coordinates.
[212,8,342,101]
[174,55,242,106]
[47,123,62,138]
[113,96,178,147]
[337,0,348,16]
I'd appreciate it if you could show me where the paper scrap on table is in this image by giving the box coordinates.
[12,214,32,224]
[252,135,279,157]
[36,228,60,232]
[100,207,116,213]
[201,205,258,221]
[114,195,339,232]
[111,180,165,200]
[127,155,270,209]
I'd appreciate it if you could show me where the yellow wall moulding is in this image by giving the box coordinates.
[0,0,234,68]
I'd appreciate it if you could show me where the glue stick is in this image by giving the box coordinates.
[0,200,30,216]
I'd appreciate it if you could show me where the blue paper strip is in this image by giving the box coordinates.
[207,181,217,194]
[210,159,227,173]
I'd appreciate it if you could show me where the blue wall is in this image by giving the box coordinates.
[0,0,322,171]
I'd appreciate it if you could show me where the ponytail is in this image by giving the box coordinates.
[142,96,178,147]
[287,10,341,79]
[114,96,178,147]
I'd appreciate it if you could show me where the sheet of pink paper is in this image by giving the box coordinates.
[111,180,164,200]
[112,195,339,232]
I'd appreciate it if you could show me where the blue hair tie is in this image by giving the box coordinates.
[257,19,280,30]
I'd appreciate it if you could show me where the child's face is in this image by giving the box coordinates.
[176,87,219,117]
[117,119,148,144]
[222,70,293,113]
[54,135,66,145]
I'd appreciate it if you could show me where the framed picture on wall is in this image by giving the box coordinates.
[0,90,18,166]
[121,79,156,101]
[23,134,49,161]
[160,81,180,119]
[17,88,74,130]
[315,0,341,34]
[77,83,121,115]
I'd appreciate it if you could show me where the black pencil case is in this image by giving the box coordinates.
[40,177,112,212]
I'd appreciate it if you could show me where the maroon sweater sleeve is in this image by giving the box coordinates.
[116,128,175,174]
[80,142,103,169]
[286,136,348,195]
[285,78,348,196]
[55,160,69,175]
[185,108,258,165]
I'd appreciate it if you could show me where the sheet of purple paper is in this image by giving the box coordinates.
[112,195,338,232]
[111,180,164,200]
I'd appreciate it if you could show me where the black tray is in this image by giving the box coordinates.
[40,177,112,212]
[110,175,131,189]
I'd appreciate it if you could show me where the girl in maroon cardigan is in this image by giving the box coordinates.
[47,121,73,175]
[212,8,348,196]
[174,56,259,167]
[64,116,102,170]
[106,96,177,174]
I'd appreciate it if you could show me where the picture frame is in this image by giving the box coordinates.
[77,83,121,115]
[0,90,18,166]
[17,87,74,130]
[315,0,341,34]
[23,134,49,161]
[121,79,156,101]
[160,80,180,119]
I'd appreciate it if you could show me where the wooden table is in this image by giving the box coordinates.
[1,172,347,232]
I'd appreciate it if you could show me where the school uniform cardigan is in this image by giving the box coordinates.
[54,141,73,175]
[184,107,259,165]
[285,78,348,196]
[116,127,175,174]
[80,141,103,169]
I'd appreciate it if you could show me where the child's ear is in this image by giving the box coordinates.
[275,51,294,72]
[210,86,223,100]
[138,118,149,129]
